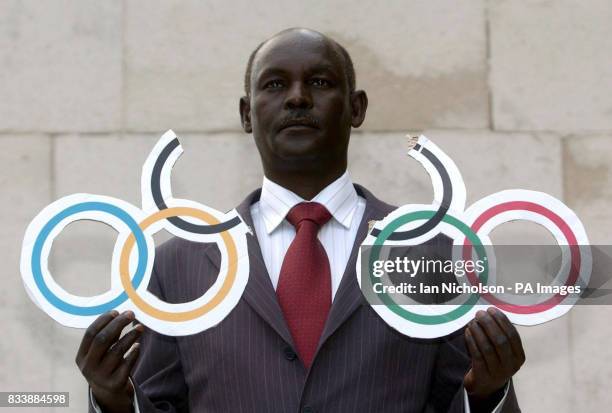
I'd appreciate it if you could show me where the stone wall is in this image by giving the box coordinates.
[1,1,610,411]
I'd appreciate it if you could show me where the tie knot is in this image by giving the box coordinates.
[286,202,332,229]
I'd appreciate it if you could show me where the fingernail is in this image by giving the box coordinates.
[476,310,486,319]
[124,311,135,319]
[487,307,497,315]
[135,324,144,333]
[111,310,119,317]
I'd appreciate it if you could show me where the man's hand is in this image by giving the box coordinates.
[464,307,525,405]
[75,310,143,413]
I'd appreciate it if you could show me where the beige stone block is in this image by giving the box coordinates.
[125,0,487,132]
[564,134,612,244]
[568,306,612,411]
[513,318,573,413]
[48,220,117,298]
[0,311,54,394]
[0,135,52,313]
[55,134,148,206]
[0,135,54,408]
[348,130,563,244]
[564,135,612,410]
[0,1,122,132]
[489,0,612,131]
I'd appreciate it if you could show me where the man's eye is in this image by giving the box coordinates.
[264,80,284,89]
[310,78,331,87]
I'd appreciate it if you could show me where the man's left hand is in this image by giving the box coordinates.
[464,307,526,402]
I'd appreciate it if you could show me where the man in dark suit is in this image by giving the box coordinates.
[77,28,524,412]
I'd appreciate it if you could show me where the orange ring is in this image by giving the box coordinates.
[119,207,238,321]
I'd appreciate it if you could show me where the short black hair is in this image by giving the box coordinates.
[243,31,356,97]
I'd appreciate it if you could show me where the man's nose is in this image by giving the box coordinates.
[284,81,313,110]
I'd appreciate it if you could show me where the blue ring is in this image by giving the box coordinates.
[31,201,148,316]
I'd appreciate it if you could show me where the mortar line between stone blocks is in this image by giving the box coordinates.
[493,128,612,135]
[1,128,611,136]
[120,0,127,135]
[561,136,567,203]
[561,134,577,413]
[48,132,57,394]
[567,311,577,411]
[485,0,494,131]
[50,134,56,201]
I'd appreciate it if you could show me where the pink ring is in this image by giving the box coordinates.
[463,201,580,314]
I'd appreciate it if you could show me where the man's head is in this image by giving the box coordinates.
[239,28,368,180]
[243,30,356,97]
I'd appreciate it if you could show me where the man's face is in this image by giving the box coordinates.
[240,32,360,173]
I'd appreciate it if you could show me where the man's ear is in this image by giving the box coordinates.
[239,96,252,133]
[350,90,368,128]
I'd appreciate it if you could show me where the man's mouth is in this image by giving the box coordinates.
[278,118,319,131]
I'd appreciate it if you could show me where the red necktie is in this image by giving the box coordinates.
[276,202,332,369]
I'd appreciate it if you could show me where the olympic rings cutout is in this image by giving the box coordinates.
[358,135,591,339]
[20,130,250,336]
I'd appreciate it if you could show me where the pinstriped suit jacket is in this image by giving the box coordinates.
[92,184,520,412]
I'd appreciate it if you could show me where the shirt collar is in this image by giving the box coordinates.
[258,170,359,234]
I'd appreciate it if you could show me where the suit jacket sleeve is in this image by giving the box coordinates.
[425,327,521,413]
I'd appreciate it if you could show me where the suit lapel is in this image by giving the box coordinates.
[316,184,394,350]
[233,189,296,347]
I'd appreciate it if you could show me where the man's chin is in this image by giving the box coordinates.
[278,150,322,163]
[273,148,329,168]
[272,135,323,159]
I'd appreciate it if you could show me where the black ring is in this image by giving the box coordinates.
[370,144,451,240]
[151,138,242,234]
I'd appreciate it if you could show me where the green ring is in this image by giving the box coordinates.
[368,210,488,325]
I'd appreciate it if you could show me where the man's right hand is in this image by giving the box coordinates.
[75,310,143,413]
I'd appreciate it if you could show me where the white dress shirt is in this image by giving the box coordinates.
[250,170,365,300]
[91,170,509,412]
